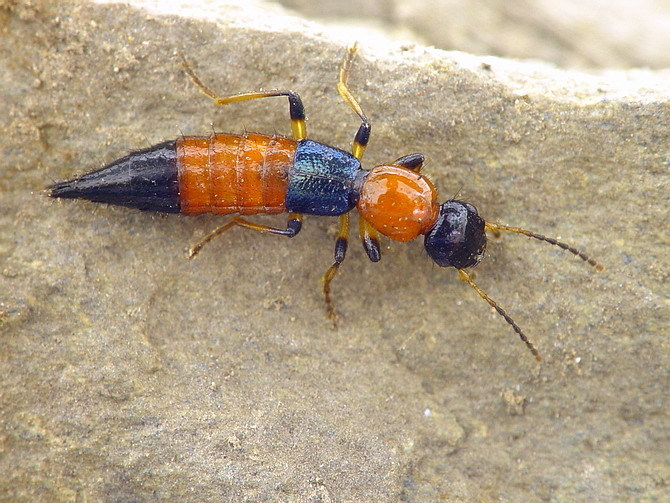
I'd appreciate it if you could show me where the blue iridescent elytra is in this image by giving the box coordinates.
[285,140,361,215]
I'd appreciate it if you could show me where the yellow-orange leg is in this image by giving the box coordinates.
[339,43,383,262]
[180,55,307,140]
[322,214,350,323]
[458,269,542,362]
[337,42,371,160]
[189,213,303,258]
[319,44,378,319]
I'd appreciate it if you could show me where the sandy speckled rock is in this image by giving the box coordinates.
[1,1,668,502]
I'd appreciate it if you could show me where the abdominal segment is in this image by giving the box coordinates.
[177,133,297,215]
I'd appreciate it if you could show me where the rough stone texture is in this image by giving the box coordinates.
[1,1,668,502]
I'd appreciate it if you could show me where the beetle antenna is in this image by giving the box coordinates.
[458,269,542,362]
[485,222,604,271]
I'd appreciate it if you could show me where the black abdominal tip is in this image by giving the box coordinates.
[48,180,79,199]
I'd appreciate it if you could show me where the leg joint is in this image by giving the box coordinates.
[334,237,348,264]
[354,122,371,148]
[394,153,424,171]
[286,218,302,237]
[286,91,306,121]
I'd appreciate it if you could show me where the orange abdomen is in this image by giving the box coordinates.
[176,133,297,215]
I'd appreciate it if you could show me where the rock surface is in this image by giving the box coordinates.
[1,1,668,502]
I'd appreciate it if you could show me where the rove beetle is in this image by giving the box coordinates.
[49,44,603,361]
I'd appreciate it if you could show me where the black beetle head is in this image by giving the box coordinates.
[424,200,486,269]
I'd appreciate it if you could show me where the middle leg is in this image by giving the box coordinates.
[321,44,380,317]
[338,43,382,262]
[337,42,371,160]
[322,213,350,323]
